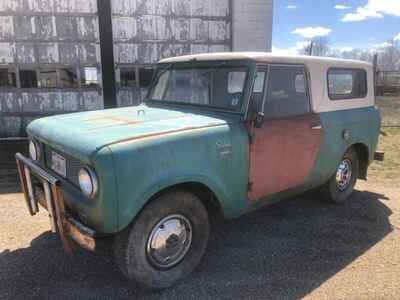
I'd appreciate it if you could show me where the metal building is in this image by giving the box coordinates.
[0,0,273,138]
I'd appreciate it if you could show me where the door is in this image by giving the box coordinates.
[248,65,323,201]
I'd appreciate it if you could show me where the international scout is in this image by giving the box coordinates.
[16,52,382,289]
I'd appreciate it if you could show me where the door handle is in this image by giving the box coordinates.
[311,124,322,130]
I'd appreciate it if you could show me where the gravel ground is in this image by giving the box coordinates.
[0,178,399,299]
[1,141,399,299]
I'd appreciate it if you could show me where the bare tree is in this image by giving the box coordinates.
[297,35,400,71]
[330,37,400,70]
[378,39,400,71]
[301,37,329,56]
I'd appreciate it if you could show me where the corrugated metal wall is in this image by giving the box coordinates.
[0,0,102,137]
[112,0,232,107]
[0,0,273,138]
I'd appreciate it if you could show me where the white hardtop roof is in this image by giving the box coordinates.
[159,52,372,68]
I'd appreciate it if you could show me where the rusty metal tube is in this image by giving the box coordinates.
[15,157,34,215]
[15,153,97,254]
[43,180,57,232]
[24,165,39,214]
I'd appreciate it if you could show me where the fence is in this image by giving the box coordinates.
[376,95,400,127]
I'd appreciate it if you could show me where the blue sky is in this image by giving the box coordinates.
[272,0,400,54]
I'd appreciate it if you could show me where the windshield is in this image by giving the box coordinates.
[147,65,248,112]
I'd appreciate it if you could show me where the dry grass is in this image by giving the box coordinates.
[368,127,400,184]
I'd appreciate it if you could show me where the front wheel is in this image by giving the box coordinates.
[114,190,209,289]
[320,148,359,204]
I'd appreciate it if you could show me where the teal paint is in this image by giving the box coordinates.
[27,104,250,233]
[25,57,380,234]
[109,116,250,231]
[306,106,381,187]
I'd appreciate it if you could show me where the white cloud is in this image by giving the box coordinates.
[342,7,383,21]
[395,33,400,41]
[272,41,311,56]
[373,41,393,48]
[286,5,297,9]
[339,47,354,52]
[334,5,350,10]
[291,26,332,39]
[342,0,400,22]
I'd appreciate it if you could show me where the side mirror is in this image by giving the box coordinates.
[254,112,265,128]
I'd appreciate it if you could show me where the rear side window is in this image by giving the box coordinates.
[263,65,310,118]
[328,68,367,100]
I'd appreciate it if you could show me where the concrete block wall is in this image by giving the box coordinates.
[0,0,102,137]
[232,0,273,51]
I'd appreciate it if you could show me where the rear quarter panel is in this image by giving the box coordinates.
[306,106,380,186]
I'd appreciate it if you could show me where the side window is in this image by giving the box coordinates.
[328,68,367,100]
[119,67,137,88]
[228,71,246,94]
[250,70,266,113]
[139,67,155,89]
[253,71,266,93]
[0,68,16,88]
[59,68,78,88]
[81,67,99,88]
[295,73,305,93]
[20,70,38,88]
[38,68,58,88]
[263,65,310,118]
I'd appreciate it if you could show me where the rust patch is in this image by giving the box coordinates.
[52,184,74,256]
[248,114,322,201]
[83,115,143,125]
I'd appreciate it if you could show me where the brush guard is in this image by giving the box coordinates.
[15,153,96,254]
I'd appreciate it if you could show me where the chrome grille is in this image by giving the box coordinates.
[43,144,83,187]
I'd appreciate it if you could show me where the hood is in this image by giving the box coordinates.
[27,104,236,162]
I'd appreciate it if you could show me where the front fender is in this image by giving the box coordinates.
[117,173,229,232]
[109,124,249,232]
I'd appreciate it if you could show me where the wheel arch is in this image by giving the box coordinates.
[350,142,370,180]
[117,178,226,232]
[147,181,223,216]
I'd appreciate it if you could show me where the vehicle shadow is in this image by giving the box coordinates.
[0,189,392,300]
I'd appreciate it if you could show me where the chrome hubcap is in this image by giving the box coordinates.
[336,158,352,191]
[146,214,192,269]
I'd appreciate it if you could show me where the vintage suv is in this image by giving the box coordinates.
[16,52,382,289]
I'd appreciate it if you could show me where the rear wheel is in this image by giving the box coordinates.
[320,148,359,204]
[114,190,209,289]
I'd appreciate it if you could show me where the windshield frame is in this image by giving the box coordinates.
[145,59,256,115]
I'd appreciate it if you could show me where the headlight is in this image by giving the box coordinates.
[78,167,98,198]
[29,140,40,161]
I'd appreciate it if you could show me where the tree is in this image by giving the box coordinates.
[330,38,400,71]
[377,39,400,71]
[301,37,329,56]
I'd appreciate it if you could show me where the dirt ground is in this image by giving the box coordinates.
[0,133,399,299]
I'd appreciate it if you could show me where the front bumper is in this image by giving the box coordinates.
[15,152,96,253]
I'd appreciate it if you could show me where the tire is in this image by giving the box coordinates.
[114,190,209,289]
[320,148,359,204]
